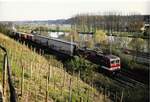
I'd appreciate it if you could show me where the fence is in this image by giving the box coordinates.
[0,45,17,102]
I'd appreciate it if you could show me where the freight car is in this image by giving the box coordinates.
[33,34,77,56]
[13,32,33,41]
[10,32,20,39]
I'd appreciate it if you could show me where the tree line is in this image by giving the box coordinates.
[0,22,13,34]
[68,13,149,35]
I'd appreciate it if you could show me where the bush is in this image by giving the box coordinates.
[65,56,97,82]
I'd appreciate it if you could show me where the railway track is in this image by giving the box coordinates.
[125,49,150,59]
[114,72,146,88]
[121,69,148,84]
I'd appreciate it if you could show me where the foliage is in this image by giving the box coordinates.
[64,31,79,42]
[70,31,80,42]
[128,38,145,52]
[70,14,145,33]
[127,20,144,32]
[65,56,97,82]
[94,30,107,44]
[0,22,12,35]
[143,27,150,37]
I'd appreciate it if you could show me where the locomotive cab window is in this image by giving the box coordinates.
[116,60,120,64]
[111,60,115,64]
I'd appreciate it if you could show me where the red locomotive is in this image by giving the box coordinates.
[78,48,121,73]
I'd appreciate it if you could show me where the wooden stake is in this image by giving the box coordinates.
[48,63,51,84]
[39,64,42,93]
[21,60,24,96]
[104,87,106,102]
[63,67,66,87]
[115,91,117,102]
[53,67,55,90]
[35,85,37,102]
[69,78,72,102]
[77,70,80,95]
[87,89,89,102]
[120,90,124,102]
[80,97,83,102]
[45,74,48,102]
[30,61,33,79]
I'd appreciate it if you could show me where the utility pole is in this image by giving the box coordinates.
[71,34,73,56]
[109,30,112,54]
[56,25,59,38]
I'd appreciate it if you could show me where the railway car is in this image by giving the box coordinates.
[33,35,77,56]
[33,35,48,46]
[48,38,77,56]
[26,33,34,41]
[14,32,20,39]
[11,32,26,40]
[9,31,16,38]
[10,32,33,41]
[20,32,28,40]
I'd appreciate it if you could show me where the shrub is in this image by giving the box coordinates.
[65,56,97,82]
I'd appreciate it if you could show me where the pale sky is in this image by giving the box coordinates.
[0,0,149,21]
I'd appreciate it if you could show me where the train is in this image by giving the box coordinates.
[78,48,120,73]
[9,31,121,73]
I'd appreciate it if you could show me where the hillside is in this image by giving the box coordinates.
[0,33,110,102]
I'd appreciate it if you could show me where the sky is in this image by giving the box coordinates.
[0,0,149,21]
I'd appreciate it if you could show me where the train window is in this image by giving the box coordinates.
[116,60,120,64]
[106,59,110,68]
[111,60,115,64]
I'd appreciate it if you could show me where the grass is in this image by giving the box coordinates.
[0,33,109,102]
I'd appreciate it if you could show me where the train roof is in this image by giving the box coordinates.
[78,32,94,35]
[16,32,26,34]
[82,48,120,59]
[36,34,77,45]
[16,32,33,36]
[105,54,120,59]
[16,32,77,45]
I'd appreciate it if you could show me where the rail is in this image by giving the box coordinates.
[114,72,146,88]
[0,45,17,102]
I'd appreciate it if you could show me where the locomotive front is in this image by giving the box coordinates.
[106,55,121,72]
